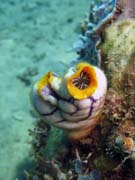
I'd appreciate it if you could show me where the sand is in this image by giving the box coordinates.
[0,0,90,179]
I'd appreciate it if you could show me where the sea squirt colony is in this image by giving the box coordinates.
[32,62,107,140]
[29,0,135,179]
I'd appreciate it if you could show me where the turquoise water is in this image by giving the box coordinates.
[0,0,90,179]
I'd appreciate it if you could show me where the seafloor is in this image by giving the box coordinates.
[0,0,90,179]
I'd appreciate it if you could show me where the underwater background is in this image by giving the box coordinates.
[0,0,91,179]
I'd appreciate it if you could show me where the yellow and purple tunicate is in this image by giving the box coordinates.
[32,62,107,140]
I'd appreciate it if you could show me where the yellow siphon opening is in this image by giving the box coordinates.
[37,72,52,94]
[66,62,98,100]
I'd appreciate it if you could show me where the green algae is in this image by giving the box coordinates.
[40,127,67,160]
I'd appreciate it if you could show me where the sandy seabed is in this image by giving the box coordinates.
[0,0,90,179]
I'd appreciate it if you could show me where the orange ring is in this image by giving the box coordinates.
[66,63,98,100]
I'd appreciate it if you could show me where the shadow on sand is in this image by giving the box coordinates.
[14,158,34,180]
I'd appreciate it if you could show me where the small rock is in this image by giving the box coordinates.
[89,170,102,180]
[13,111,25,122]
[75,159,82,174]
[78,175,90,180]
[43,174,54,180]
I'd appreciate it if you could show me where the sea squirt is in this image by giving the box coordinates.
[32,62,107,140]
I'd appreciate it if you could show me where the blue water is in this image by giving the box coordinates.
[0,0,91,179]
